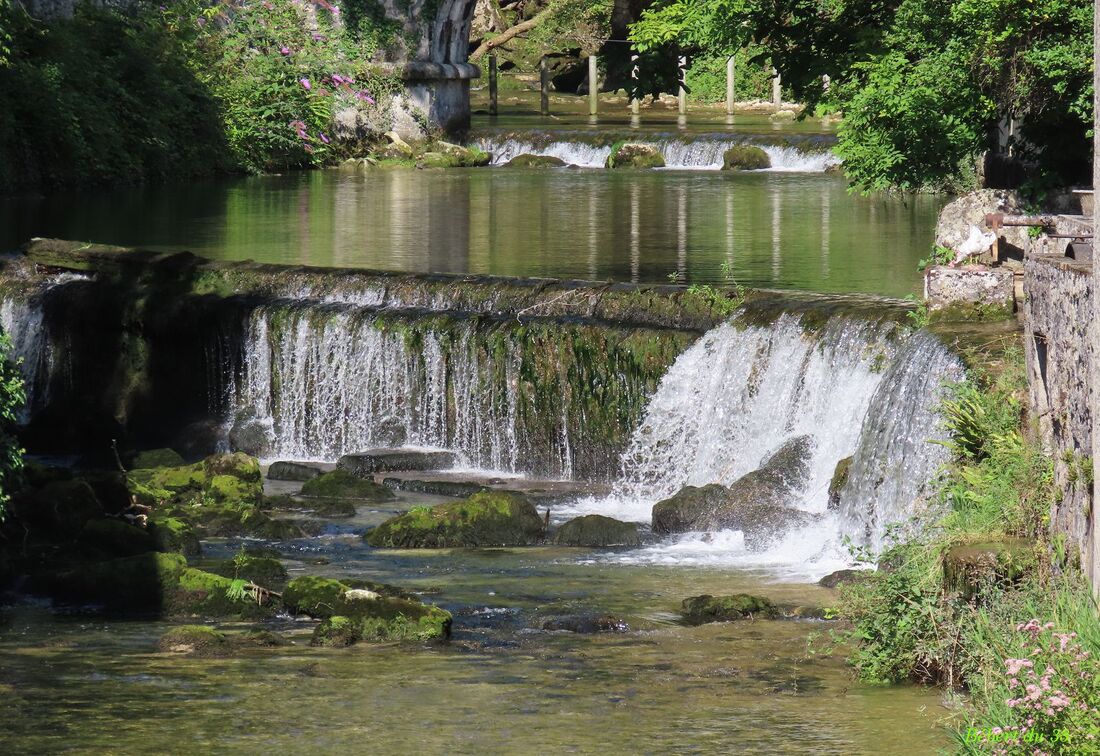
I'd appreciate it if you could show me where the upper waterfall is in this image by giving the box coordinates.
[471,131,840,172]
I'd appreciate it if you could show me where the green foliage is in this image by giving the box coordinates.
[0,3,229,189]
[631,0,1093,192]
[904,296,930,328]
[0,332,25,520]
[917,246,955,271]
[682,48,772,103]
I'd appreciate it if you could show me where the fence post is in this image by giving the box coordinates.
[678,55,687,116]
[588,55,598,117]
[726,56,735,116]
[540,58,550,116]
[489,54,498,117]
[772,67,782,107]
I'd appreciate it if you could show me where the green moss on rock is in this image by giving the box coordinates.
[215,555,288,590]
[722,145,771,170]
[264,494,357,518]
[828,457,852,510]
[79,518,155,557]
[157,625,229,656]
[312,615,360,647]
[505,154,567,168]
[681,594,778,625]
[300,469,396,502]
[606,143,665,169]
[366,491,545,548]
[148,517,201,556]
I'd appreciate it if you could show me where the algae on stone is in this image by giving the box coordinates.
[366,491,545,548]
[299,469,396,502]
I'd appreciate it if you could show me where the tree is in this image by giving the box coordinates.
[631,0,1093,192]
[0,332,25,519]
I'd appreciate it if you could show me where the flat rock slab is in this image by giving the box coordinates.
[338,449,458,476]
[924,265,1015,317]
[267,461,325,482]
[380,472,609,505]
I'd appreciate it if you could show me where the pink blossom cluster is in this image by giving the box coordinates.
[972,618,1100,752]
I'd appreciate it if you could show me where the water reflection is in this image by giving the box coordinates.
[1,169,942,297]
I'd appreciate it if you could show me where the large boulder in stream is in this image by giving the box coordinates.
[552,515,641,547]
[366,491,545,548]
[722,145,770,170]
[651,436,817,545]
[681,594,778,624]
[505,154,567,169]
[267,461,323,482]
[299,469,395,502]
[606,143,665,169]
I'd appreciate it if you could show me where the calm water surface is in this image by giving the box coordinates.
[2,169,939,298]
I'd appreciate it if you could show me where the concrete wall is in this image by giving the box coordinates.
[1023,221,1097,581]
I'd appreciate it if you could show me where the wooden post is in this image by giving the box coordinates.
[630,51,640,117]
[540,57,550,116]
[588,55,598,117]
[772,67,781,107]
[489,54,498,117]
[726,56,735,116]
[677,55,687,116]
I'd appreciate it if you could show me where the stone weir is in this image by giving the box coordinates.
[1,239,914,481]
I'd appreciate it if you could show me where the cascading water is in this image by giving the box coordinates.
[473,133,840,172]
[563,313,962,578]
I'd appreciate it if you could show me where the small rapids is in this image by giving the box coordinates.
[472,132,840,172]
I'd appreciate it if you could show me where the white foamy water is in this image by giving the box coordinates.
[559,314,961,579]
[474,136,839,172]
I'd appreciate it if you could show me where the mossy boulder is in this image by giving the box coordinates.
[284,576,451,643]
[172,566,278,619]
[214,555,288,590]
[300,469,396,502]
[505,154,567,168]
[652,436,816,544]
[131,448,186,469]
[722,145,771,170]
[681,594,778,625]
[606,143,665,169]
[312,616,360,647]
[418,143,490,169]
[552,515,640,547]
[267,461,323,482]
[148,517,201,556]
[827,457,852,510]
[366,491,545,548]
[943,539,1036,598]
[157,625,229,656]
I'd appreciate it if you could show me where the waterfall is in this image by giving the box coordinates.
[473,133,840,172]
[838,330,965,549]
[562,313,961,575]
[224,301,683,479]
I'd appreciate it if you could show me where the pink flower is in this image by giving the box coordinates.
[300,78,311,90]
[320,132,330,144]
[280,46,291,56]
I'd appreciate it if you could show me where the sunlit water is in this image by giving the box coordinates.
[1,170,939,298]
[0,496,952,754]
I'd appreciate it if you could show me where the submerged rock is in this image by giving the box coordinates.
[651,436,816,545]
[722,145,770,170]
[681,594,778,625]
[606,143,665,169]
[263,494,356,518]
[541,615,630,633]
[552,515,640,547]
[505,154,567,169]
[337,449,457,476]
[157,625,229,656]
[267,461,323,482]
[299,469,395,501]
[366,491,545,548]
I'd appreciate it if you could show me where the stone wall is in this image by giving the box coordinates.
[1023,247,1097,580]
